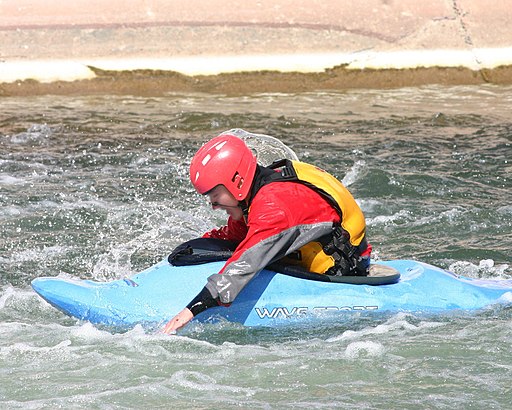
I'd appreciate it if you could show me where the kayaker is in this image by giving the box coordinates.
[162,131,372,333]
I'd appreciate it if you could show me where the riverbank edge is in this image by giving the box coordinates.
[2,63,511,97]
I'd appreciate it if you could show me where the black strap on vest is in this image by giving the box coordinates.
[238,161,296,216]
[254,160,344,219]
[248,160,297,203]
[320,225,370,276]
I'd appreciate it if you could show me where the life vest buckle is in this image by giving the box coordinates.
[322,224,369,276]
[280,165,295,178]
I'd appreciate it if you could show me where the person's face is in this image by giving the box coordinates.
[207,185,244,220]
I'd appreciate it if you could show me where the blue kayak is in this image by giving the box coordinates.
[31,260,512,329]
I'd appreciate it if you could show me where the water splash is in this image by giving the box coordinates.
[9,124,56,144]
[449,259,511,279]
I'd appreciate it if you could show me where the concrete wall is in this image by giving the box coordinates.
[1,0,511,95]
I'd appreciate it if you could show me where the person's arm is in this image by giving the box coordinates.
[162,197,289,334]
[204,198,292,305]
[162,216,249,334]
[202,216,248,242]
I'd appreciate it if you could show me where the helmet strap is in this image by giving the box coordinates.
[239,200,250,217]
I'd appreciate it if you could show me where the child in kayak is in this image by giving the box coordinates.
[163,131,371,333]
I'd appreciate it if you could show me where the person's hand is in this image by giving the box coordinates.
[162,308,194,334]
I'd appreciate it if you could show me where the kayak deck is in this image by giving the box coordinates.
[31,260,512,329]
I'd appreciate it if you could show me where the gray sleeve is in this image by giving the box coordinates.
[205,221,333,304]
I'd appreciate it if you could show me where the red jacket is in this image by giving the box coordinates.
[202,181,342,304]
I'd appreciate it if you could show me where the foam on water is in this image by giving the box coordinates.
[449,259,511,279]
[0,286,16,309]
[328,313,445,344]
[344,340,386,359]
[366,210,412,227]
[0,175,25,185]
[8,246,70,264]
[170,370,258,396]
[1,297,510,408]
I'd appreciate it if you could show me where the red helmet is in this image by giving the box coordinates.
[190,134,257,200]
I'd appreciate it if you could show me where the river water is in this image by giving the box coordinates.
[1,85,511,408]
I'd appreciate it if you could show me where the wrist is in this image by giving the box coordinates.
[186,287,218,316]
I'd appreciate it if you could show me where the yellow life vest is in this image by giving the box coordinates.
[289,161,366,247]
